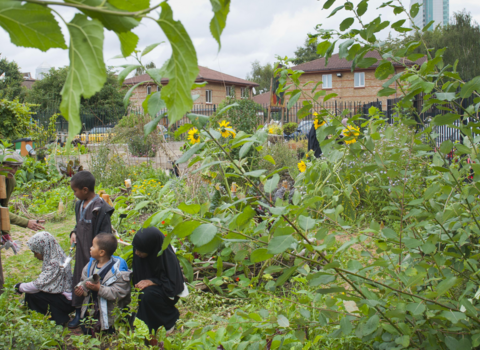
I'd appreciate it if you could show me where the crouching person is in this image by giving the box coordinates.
[15,232,74,326]
[74,233,131,336]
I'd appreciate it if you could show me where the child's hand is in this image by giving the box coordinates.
[86,281,100,292]
[74,286,85,297]
[70,233,76,245]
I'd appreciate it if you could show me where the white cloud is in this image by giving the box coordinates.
[1,0,478,80]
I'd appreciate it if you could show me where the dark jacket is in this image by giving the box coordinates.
[71,198,114,238]
[1,177,29,234]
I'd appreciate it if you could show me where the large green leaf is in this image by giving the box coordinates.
[66,0,139,33]
[250,248,274,263]
[264,174,280,194]
[116,31,138,57]
[157,2,199,125]
[209,0,230,49]
[60,14,106,140]
[177,255,193,282]
[109,0,150,12]
[190,224,217,246]
[176,142,205,164]
[459,76,480,98]
[267,235,297,254]
[275,266,298,287]
[0,0,66,51]
[362,315,380,336]
[436,277,458,297]
[375,61,395,80]
[171,221,202,238]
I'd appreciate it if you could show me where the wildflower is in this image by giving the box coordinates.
[342,125,360,145]
[235,277,240,282]
[314,118,325,130]
[218,120,236,138]
[298,160,307,173]
[268,127,275,134]
[188,128,200,144]
[161,221,165,225]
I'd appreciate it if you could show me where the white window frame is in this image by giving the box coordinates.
[354,72,365,87]
[157,85,161,92]
[322,74,332,89]
[206,89,212,104]
[147,86,151,95]
[226,86,234,97]
[241,87,249,99]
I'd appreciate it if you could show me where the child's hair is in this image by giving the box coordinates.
[94,233,118,257]
[71,171,95,192]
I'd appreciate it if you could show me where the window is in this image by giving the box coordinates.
[206,89,212,103]
[241,87,249,99]
[226,86,234,97]
[322,74,332,89]
[354,72,365,87]
[157,85,161,92]
[147,86,151,94]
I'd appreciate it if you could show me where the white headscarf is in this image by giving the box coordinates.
[27,232,73,294]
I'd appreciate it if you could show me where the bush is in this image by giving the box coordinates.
[258,141,298,179]
[211,97,264,133]
[283,122,298,135]
[0,99,34,141]
[128,135,156,157]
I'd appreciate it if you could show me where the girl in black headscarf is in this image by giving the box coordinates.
[132,227,185,336]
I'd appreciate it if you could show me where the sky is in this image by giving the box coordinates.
[1,0,479,81]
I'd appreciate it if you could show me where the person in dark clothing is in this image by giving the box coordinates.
[307,124,322,158]
[68,171,114,328]
[132,227,188,344]
[15,232,74,325]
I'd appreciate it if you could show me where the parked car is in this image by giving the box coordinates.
[284,120,313,141]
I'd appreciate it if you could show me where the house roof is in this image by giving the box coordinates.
[252,91,270,105]
[124,65,259,87]
[291,51,427,73]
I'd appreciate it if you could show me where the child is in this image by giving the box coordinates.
[74,233,131,335]
[69,171,114,328]
[15,232,74,325]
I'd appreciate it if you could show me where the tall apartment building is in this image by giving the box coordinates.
[410,0,449,29]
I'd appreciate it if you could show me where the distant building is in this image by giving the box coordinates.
[410,0,449,29]
[36,62,51,80]
[21,72,35,89]
[123,66,259,108]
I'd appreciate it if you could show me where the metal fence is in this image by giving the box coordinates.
[32,96,476,144]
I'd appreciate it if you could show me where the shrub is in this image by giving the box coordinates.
[128,135,156,157]
[283,122,298,135]
[211,97,264,133]
[258,141,298,178]
[0,99,34,141]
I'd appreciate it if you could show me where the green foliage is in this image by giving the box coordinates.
[0,99,34,141]
[128,135,156,157]
[283,122,298,135]
[0,57,24,100]
[291,32,321,65]
[212,97,264,134]
[30,113,58,149]
[245,60,274,93]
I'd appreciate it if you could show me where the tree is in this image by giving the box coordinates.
[135,61,156,76]
[291,36,320,65]
[395,11,480,81]
[0,56,24,100]
[26,67,125,110]
[245,60,273,94]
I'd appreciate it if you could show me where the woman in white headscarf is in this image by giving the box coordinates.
[14,232,74,325]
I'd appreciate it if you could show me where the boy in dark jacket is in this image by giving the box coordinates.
[69,171,114,328]
[74,233,131,336]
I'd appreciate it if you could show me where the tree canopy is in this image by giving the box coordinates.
[291,35,321,65]
[0,56,24,100]
[26,67,125,110]
[245,60,273,94]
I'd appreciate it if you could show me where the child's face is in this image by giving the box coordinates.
[32,251,43,261]
[90,238,105,260]
[71,184,90,201]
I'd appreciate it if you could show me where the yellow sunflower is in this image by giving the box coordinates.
[188,127,200,144]
[298,160,307,172]
[342,125,360,145]
[218,120,236,138]
[314,119,326,130]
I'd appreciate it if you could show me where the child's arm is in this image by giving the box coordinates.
[74,264,89,296]
[98,272,131,301]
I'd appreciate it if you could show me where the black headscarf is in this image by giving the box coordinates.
[307,124,322,158]
[132,227,184,298]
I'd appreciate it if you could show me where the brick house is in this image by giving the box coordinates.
[288,51,426,106]
[123,66,259,107]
